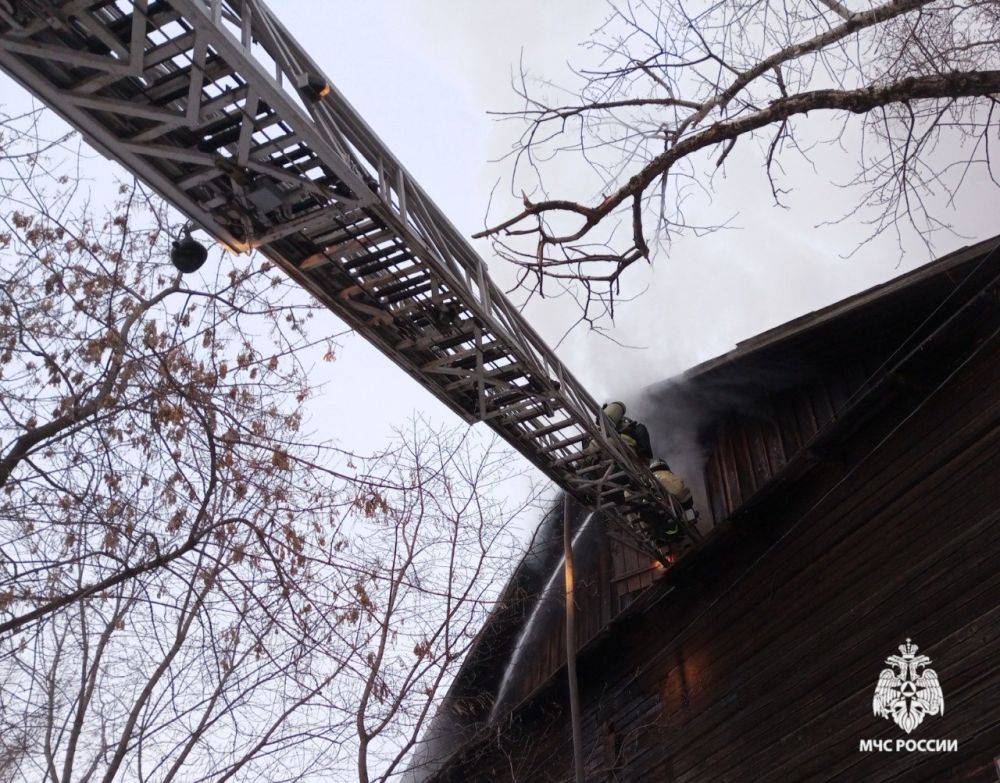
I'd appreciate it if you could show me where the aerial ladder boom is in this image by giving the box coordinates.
[0,0,700,555]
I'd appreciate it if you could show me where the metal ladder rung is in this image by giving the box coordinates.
[499,403,548,425]
[328,230,398,263]
[274,146,318,170]
[395,317,477,352]
[385,296,448,323]
[529,418,574,439]
[489,385,535,408]
[253,134,303,161]
[352,251,412,278]
[552,449,598,468]
[410,296,463,322]
[541,432,588,453]
[318,220,381,249]
[444,363,525,391]
[345,242,403,270]
[192,108,244,139]
[376,273,430,300]
[427,339,505,371]
[147,58,232,104]
[569,465,623,485]
[131,86,250,144]
[107,2,177,36]
[432,332,482,354]
[113,28,191,74]
[384,282,432,306]
[422,320,480,352]
[450,344,506,370]
[354,255,420,285]
[303,239,402,273]
[197,124,243,153]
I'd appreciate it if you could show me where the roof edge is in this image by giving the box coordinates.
[666,235,1000,386]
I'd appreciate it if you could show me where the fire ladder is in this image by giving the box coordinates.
[0,0,701,560]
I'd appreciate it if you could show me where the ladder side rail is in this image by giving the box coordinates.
[236,0,695,539]
[222,0,659,482]
[0,0,687,545]
[238,0,614,418]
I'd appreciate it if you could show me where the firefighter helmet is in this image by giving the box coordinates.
[602,401,626,428]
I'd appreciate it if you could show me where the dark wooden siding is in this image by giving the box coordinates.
[493,519,664,714]
[703,362,876,521]
[492,345,941,711]
[431,297,1000,782]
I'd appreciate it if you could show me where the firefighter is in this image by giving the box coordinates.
[636,458,691,545]
[597,401,654,520]
[601,401,652,461]
[649,458,693,512]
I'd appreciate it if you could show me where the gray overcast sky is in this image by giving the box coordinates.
[2,0,995,458]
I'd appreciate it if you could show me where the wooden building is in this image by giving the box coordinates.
[406,237,1000,782]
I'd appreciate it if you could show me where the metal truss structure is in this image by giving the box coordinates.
[0,0,699,555]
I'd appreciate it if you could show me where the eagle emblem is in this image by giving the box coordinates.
[872,639,944,734]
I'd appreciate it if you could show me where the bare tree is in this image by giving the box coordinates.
[341,423,538,783]
[0,110,537,781]
[476,0,1000,322]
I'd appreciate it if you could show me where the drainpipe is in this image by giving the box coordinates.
[564,494,585,782]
